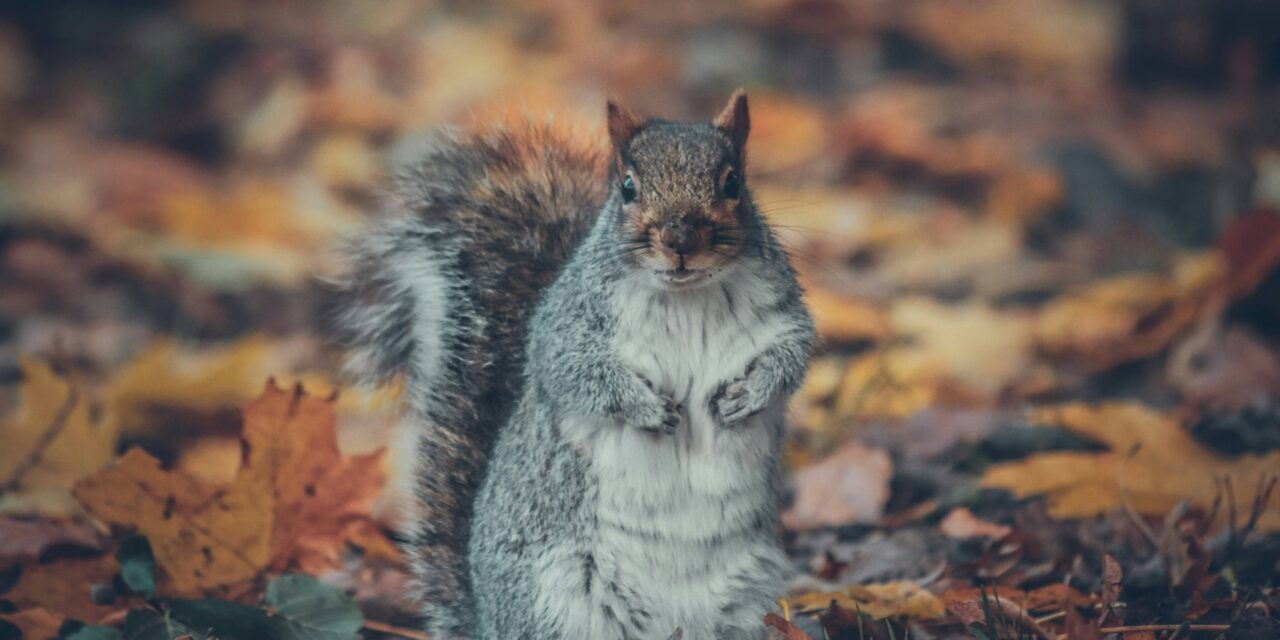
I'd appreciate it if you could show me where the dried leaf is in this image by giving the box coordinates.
[240,383,385,573]
[793,581,944,619]
[980,403,1280,531]
[1036,253,1225,371]
[0,358,120,518]
[939,508,1011,540]
[805,289,890,345]
[763,613,814,640]
[0,517,103,567]
[1101,554,1122,607]
[0,607,63,640]
[5,554,122,621]
[72,448,273,595]
[783,441,891,530]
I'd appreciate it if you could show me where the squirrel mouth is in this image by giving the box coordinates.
[655,268,709,286]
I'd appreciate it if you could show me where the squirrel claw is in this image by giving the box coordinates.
[711,378,757,427]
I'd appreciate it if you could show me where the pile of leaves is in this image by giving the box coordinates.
[3,0,1280,639]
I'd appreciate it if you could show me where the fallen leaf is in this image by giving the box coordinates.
[763,613,813,640]
[1101,554,1122,608]
[804,289,890,345]
[71,382,387,593]
[1035,253,1225,371]
[5,554,122,621]
[0,358,120,518]
[239,382,385,573]
[939,508,1012,540]
[108,337,275,434]
[783,441,892,530]
[980,402,1280,531]
[0,517,103,567]
[1217,209,1280,301]
[72,448,273,595]
[793,581,945,619]
[942,584,1092,619]
[0,607,63,640]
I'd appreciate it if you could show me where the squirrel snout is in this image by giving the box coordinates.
[658,220,707,257]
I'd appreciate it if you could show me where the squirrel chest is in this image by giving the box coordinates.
[553,269,791,639]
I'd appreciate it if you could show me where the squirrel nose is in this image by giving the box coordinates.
[663,221,703,256]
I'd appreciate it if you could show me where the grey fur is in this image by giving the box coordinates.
[336,110,813,639]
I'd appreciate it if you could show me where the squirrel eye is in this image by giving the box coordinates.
[722,169,740,200]
[620,174,637,204]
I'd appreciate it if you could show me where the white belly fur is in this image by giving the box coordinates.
[544,269,791,639]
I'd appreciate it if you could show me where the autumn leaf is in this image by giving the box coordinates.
[108,338,276,434]
[0,607,64,640]
[804,289,890,345]
[72,448,273,595]
[763,613,814,640]
[238,382,385,573]
[782,441,891,530]
[939,507,1011,540]
[980,402,1280,531]
[1035,253,1224,372]
[5,554,123,621]
[0,358,120,518]
[71,382,388,594]
[792,581,945,619]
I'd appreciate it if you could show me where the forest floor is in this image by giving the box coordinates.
[1,2,1279,639]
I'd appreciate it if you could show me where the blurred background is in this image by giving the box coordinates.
[3,0,1280,637]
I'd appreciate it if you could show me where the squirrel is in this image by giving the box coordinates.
[335,90,815,639]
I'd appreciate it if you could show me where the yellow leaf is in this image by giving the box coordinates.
[109,338,275,433]
[1035,253,1225,371]
[792,581,945,619]
[0,358,119,517]
[72,448,273,595]
[805,289,890,344]
[980,403,1280,531]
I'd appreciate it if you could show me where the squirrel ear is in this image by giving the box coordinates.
[714,89,750,156]
[606,99,643,153]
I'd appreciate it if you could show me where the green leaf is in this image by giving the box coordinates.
[265,574,363,640]
[168,599,272,640]
[61,623,124,640]
[115,536,156,599]
[123,609,204,640]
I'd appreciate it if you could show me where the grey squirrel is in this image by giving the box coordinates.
[336,91,815,639]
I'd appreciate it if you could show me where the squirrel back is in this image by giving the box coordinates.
[334,114,607,637]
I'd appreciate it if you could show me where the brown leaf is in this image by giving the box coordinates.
[239,382,385,573]
[783,441,891,530]
[0,607,63,640]
[5,554,121,621]
[792,581,945,619]
[1217,209,1280,301]
[763,613,814,640]
[1101,554,1123,607]
[939,508,1012,540]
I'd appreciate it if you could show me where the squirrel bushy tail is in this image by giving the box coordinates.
[334,114,607,637]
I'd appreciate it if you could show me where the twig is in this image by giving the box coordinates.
[1117,444,1159,549]
[361,620,430,640]
[1098,624,1230,633]
[1,382,79,493]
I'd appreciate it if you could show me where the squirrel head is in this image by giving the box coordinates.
[607,90,753,290]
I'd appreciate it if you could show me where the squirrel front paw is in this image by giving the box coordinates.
[710,372,772,428]
[621,378,682,435]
